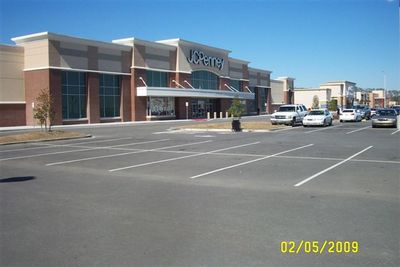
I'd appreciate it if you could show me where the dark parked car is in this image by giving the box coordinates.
[371,109,398,128]
[353,105,371,120]
[390,105,400,115]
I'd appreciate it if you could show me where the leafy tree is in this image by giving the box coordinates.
[33,88,55,132]
[227,96,245,119]
[328,99,338,111]
[312,95,319,109]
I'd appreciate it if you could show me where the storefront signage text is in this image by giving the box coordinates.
[187,49,224,70]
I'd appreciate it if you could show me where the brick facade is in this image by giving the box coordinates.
[0,104,26,126]
[131,68,147,121]
[120,75,131,121]
[87,72,100,124]
[24,69,62,126]
[175,97,191,119]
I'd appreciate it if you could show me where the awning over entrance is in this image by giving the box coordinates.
[137,86,255,100]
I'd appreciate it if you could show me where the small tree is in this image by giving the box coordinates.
[33,88,55,132]
[328,99,338,111]
[312,95,319,109]
[227,96,245,119]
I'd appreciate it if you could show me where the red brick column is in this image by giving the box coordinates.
[242,81,249,92]
[174,72,192,119]
[120,75,132,122]
[175,97,191,119]
[49,69,62,125]
[24,69,63,126]
[266,88,272,114]
[131,68,147,121]
[86,72,100,124]
[176,72,192,88]
[219,77,230,90]
[220,99,231,116]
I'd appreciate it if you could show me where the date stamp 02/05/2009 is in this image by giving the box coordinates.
[280,240,359,255]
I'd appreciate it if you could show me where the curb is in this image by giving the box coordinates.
[172,128,284,133]
[0,134,92,146]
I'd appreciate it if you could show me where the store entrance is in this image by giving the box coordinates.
[191,99,216,118]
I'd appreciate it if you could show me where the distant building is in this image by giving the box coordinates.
[355,91,369,105]
[294,88,331,109]
[319,81,356,109]
[369,89,385,108]
[270,77,295,111]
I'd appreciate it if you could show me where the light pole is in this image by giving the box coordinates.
[383,72,387,107]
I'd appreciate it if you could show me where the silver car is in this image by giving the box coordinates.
[371,109,398,128]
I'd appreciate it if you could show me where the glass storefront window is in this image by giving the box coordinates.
[147,71,169,87]
[230,79,242,91]
[62,71,87,119]
[147,97,175,117]
[100,74,120,118]
[192,70,218,90]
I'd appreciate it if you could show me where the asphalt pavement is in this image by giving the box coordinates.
[1,118,399,267]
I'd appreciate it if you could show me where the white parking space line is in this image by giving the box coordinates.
[345,126,370,134]
[391,129,400,135]
[144,150,400,165]
[50,137,134,145]
[294,146,373,187]
[305,125,341,133]
[46,140,212,166]
[109,141,261,172]
[270,127,297,133]
[0,137,133,153]
[0,139,170,162]
[190,144,314,179]
[52,139,170,150]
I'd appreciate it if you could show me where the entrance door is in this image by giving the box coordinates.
[191,99,215,118]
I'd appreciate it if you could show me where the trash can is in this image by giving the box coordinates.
[232,119,241,132]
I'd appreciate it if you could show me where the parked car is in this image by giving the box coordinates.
[302,109,333,127]
[371,109,398,128]
[390,105,400,115]
[270,104,308,127]
[340,109,362,122]
[370,108,377,117]
[353,105,371,120]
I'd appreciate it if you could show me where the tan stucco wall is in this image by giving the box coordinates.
[320,84,342,98]
[22,40,49,70]
[19,36,131,74]
[0,45,25,102]
[270,80,284,104]
[320,82,355,99]
[294,89,331,108]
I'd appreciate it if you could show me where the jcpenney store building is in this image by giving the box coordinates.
[0,32,294,126]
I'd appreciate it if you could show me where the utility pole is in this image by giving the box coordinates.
[383,72,387,107]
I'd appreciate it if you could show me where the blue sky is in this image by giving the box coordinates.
[0,0,399,89]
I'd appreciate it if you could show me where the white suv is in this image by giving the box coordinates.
[271,104,308,126]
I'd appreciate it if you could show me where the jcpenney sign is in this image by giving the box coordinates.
[187,49,224,70]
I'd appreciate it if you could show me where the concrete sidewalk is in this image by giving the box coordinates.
[0,115,271,133]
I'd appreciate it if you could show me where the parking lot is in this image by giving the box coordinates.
[1,119,399,267]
